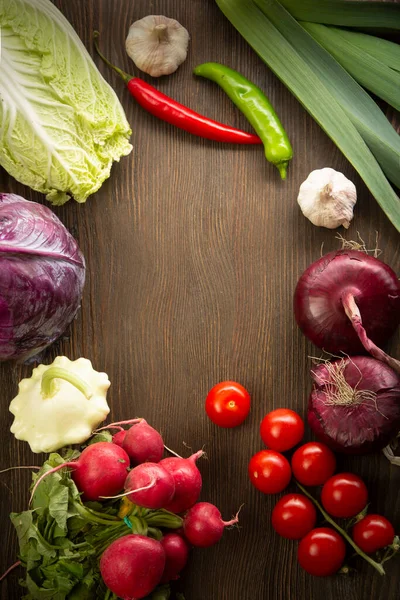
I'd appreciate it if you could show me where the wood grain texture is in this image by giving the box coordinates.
[1,1,399,598]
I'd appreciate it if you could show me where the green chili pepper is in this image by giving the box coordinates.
[194,62,293,179]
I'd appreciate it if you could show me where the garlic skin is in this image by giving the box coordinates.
[9,356,110,453]
[297,168,357,229]
[126,15,190,77]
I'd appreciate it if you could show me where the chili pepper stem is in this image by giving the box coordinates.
[296,482,385,576]
[93,31,133,85]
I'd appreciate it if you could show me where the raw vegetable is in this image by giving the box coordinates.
[324,28,400,73]
[122,463,176,509]
[291,442,336,486]
[297,528,346,577]
[308,357,400,454]
[9,356,110,453]
[183,502,239,547]
[126,16,190,77]
[248,450,291,494]
[93,32,262,145]
[302,22,400,112]
[0,0,132,205]
[253,2,400,192]
[352,515,396,555]
[297,168,357,229]
[271,494,317,540]
[205,380,251,428]
[0,194,85,361]
[123,420,165,464]
[160,451,204,514]
[280,0,400,30]
[260,408,304,452]
[160,533,190,583]
[296,482,387,575]
[100,535,166,599]
[194,62,293,178]
[321,473,368,519]
[215,0,400,231]
[30,442,130,502]
[8,450,183,598]
[294,249,400,371]
[112,428,127,447]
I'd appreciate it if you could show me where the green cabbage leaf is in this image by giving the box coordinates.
[0,0,132,204]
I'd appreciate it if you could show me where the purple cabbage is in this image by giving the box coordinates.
[0,193,85,361]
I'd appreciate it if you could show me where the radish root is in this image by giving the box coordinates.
[99,478,156,500]
[0,466,40,474]
[0,560,21,582]
[29,462,75,506]
[93,418,143,434]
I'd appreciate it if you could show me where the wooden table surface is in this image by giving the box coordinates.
[1,1,400,599]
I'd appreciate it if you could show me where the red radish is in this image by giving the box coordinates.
[183,502,239,547]
[122,420,164,464]
[294,249,400,372]
[29,442,129,503]
[100,534,165,600]
[122,463,175,509]
[160,533,190,583]
[308,357,400,454]
[160,451,204,514]
[112,429,127,447]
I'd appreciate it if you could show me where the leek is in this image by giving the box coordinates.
[280,0,400,30]
[302,22,400,112]
[250,0,400,189]
[216,0,400,231]
[330,28,400,73]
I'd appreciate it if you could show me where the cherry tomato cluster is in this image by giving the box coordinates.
[247,407,397,577]
[204,388,398,577]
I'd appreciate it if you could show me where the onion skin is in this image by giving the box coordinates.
[294,250,400,356]
[308,357,400,454]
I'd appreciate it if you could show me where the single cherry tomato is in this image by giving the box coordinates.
[260,408,304,452]
[291,442,336,486]
[298,528,346,577]
[352,514,395,554]
[272,493,317,539]
[248,450,291,494]
[205,381,250,428]
[321,473,368,518]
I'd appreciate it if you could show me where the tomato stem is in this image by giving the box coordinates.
[296,482,385,576]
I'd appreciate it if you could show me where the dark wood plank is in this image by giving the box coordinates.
[1,1,399,599]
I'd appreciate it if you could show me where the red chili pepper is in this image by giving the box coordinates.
[93,32,262,145]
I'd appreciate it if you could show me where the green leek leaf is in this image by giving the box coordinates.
[245,0,400,189]
[280,0,400,30]
[302,21,400,112]
[329,28,400,73]
[216,0,400,231]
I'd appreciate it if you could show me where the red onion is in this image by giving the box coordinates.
[294,250,400,372]
[308,356,400,454]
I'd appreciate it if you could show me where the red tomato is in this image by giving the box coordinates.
[205,381,250,428]
[248,450,291,494]
[291,442,336,486]
[260,408,304,452]
[321,473,368,518]
[352,515,395,554]
[272,493,317,540]
[298,528,346,577]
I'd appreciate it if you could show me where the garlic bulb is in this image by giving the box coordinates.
[126,15,190,77]
[297,168,357,229]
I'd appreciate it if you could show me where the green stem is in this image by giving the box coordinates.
[41,368,93,399]
[93,31,133,85]
[296,482,385,575]
[73,502,122,526]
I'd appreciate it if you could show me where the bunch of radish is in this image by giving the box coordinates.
[30,418,240,600]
